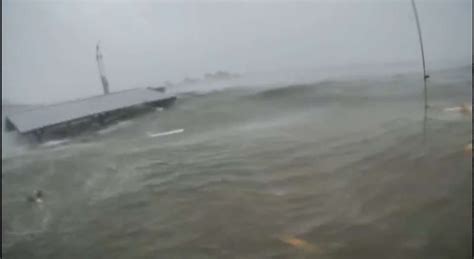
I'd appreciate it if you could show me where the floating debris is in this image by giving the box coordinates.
[41,139,70,147]
[278,235,321,254]
[461,103,472,114]
[147,128,184,138]
[443,103,472,114]
[464,143,472,155]
[26,190,44,204]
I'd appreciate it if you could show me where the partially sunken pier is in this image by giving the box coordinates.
[5,88,177,142]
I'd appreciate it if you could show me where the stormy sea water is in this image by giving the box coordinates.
[2,65,471,259]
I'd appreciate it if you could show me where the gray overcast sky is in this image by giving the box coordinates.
[2,0,471,104]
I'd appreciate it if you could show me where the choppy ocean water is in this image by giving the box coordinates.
[2,66,471,259]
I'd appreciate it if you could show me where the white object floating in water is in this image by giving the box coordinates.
[42,139,70,147]
[444,107,462,112]
[147,128,184,138]
[443,104,472,114]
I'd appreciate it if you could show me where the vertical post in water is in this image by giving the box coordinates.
[96,41,110,95]
[410,0,429,141]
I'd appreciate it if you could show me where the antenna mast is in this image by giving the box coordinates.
[410,0,429,139]
[96,41,110,95]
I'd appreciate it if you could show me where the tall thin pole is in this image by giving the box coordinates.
[410,0,429,141]
[96,41,110,95]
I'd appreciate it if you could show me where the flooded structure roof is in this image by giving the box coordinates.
[5,88,176,134]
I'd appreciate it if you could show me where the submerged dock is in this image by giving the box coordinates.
[5,88,177,141]
[5,42,178,142]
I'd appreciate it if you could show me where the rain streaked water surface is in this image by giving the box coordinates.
[2,67,471,259]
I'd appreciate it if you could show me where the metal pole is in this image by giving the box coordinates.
[96,41,110,95]
[410,0,429,141]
